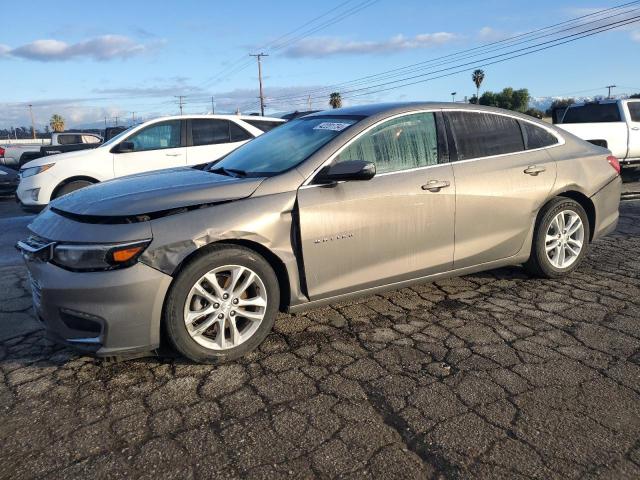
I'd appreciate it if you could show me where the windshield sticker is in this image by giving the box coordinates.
[313,122,352,132]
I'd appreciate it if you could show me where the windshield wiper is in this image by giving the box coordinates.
[209,167,242,177]
[225,168,248,177]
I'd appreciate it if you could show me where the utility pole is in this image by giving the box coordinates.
[606,85,616,99]
[211,97,215,114]
[307,95,312,110]
[250,53,268,116]
[114,116,119,126]
[104,117,107,129]
[28,104,36,139]
[175,95,186,115]
[451,92,457,103]
[131,112,136,125]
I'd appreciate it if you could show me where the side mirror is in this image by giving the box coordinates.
[115,141,134,153]
[315,160,376,184]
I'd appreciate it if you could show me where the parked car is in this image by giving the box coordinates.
[17,102,621,363]
[18,132,103,166]
[16,114,285,210]
[0,166,19,196]
[554,99,640,167]
[1,132,103,169]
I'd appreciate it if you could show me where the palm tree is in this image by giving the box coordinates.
[329,92,343,109]
[49,114,65,133]
[472,69,485,104]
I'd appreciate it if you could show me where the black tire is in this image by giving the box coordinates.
[53,180,94,199]
[163,245,280,364]
[524,197,590,278]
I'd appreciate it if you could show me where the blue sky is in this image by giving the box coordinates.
[1,0,640,129]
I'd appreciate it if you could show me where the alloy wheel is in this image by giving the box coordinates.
[545,210,585,269]
[183,265,267,350]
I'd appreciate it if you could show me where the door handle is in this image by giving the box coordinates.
[524,165,546,176]
[165,153,182,157]
[421,180,451,192]
[631,126,640,131]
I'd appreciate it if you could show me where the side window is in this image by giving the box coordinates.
[244,119,283,132]
[334,112,439,174]
[520,122,558,150]
[192,119,229,146]
[628,102,640,122]
[447,112,524,161]
[230,122,253,142]
[58,134,82,145]
[82,135,101,144]
[126,120,181,152]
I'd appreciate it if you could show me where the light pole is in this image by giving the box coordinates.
[451,92,457,103]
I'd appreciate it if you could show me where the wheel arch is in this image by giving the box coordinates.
[170,239,292,312]
[52,175,100,199]
[545,190,596,241]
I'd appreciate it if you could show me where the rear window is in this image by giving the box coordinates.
[446,111,524,161]
[520,122,559,150]
[561,103,622,123]
[244,119,284,132]
[628,102,640,122]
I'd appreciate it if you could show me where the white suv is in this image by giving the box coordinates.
[17,114,284,210]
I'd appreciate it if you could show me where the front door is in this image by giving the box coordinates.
[113,120,186,177]
[297,112,456,300]
[444,111,557,269]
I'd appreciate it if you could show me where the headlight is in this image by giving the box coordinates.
[52,240,151,272]
[21,163,55,178]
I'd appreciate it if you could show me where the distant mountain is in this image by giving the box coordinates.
[529,93,635,113]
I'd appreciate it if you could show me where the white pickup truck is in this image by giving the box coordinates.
[555,99,640,168]
[0,132,102,169]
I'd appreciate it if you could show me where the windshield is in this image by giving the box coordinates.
[211,116,361,176]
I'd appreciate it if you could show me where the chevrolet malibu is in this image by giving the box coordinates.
[17,103,621,363]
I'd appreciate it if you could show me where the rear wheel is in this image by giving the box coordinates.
[163,246,280,364]
[525,198,590,278]
[53,180,94,199]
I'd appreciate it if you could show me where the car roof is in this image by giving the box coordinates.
[142,114,285,123]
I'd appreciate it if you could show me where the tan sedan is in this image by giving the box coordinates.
[19,102,621,363]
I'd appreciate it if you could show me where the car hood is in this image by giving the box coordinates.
[21,148,102,169]
[51,167,265,218]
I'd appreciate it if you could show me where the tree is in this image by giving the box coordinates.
[329,92,342,109]
[630,93,640,99]
[545,98,575,117]
[478,87,529,112]
[472,69,485,103]
[49,114,65,132]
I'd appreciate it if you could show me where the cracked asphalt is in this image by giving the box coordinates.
[0,196,639,479]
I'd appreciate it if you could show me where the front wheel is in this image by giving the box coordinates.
[53,180,94,199]
[524,198,590,278]
[163,246,280,364]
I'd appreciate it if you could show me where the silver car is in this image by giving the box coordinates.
[17,103,621,363]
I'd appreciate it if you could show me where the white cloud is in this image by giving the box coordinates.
[283,32,458,58]
[632,31,640,42]
[478,27,511,42]
[1,35,162,62]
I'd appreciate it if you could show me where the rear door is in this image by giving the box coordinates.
[186,119,253,165]
[444,111,557,269]
[113,120,186,177]
[297,111,455,300]
[624,100,640,159]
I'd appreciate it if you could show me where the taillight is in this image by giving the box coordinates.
[0,147,4,158]
[607,155,621,175]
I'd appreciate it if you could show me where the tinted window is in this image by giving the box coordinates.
[521,122,558,150]
[447,112,524,161]
[127,121,181,151]
[628,102,640,122]
[335,113,439,174]
[57,134,82,145]
[244,119,283,132]
[192,119,229,146]
[230,122,253,142]
[562,103,621,123]
[214,116,360,176]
